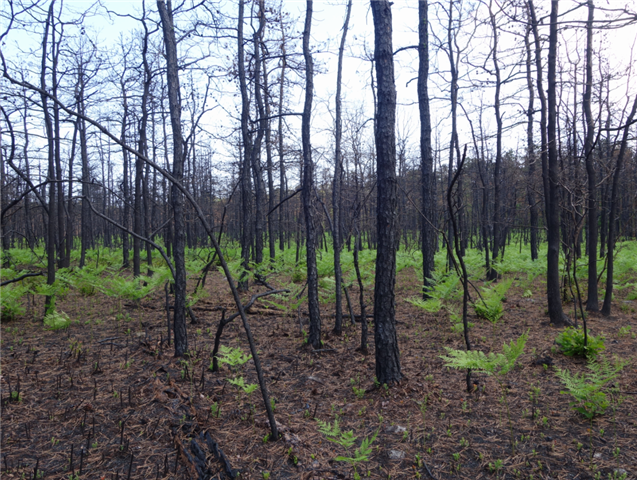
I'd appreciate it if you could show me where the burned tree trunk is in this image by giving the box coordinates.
[371,0,402,385]
[157,0,188,356]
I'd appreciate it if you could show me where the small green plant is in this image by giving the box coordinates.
[529,384,541,420]
[460,437,469,448]
[451,452,461,471]
[474,278,513,323]
[43,310,71,331]
[352,386,365,399]
[0,283,28,321]
[121,359,134,369]
[286,447,298,465]
[609,471,628,480]
[10,390,22,402]
[210,402,220,418]
[618,325,632,338]
[488,459,503,474]
[215,345,258,395]
[228,376,258,395]
[262,472,270,480]
[555,356,627,419]
[441,331,528,454]
[440,331,527,377]
[555,327,605,358]
[317,417,379,480]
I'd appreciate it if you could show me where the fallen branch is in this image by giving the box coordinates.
[1,271,43,286]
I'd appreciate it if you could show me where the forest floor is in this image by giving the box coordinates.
[2,265,637,480]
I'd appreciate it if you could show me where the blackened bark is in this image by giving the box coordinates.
[332,0,352,335]
[524,22,538,261]
[78,95,91,269]
[278,17,287,252]
[354,228,367,354]
[488,0,503,280]
[251,0,267,266]
[157,0,188,357]
[121,82,131,269]
[528,0,550,219]
[546,0,568,326]
[41,1,56,315]
[261,42,276,262]
[135,8,151,278]
[237,0,253,291]
[418,0,435,296]
[446,0,460,270]
[302,0,322,349]
[583,0,598,311]
[602,97,637,316]
[50,20,66,269]
[371,0,402,385]
[66,120,78,268]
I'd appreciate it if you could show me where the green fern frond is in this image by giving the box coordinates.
[555,356,627,419]
[317,418,342,440]
[440,331,528,376]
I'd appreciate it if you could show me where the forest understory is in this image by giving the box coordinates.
[2,251,636,480]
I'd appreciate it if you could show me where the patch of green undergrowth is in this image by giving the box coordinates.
[440,330,527,376]
[43,310,71,331]
[555,356,627,419]
[0,283,28,321]
[317,417,379,480]
[474,278,513,323]
[555,327,605,359]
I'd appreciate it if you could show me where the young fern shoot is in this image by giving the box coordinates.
[441,331,528,454]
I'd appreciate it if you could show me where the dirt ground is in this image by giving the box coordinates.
[2,266,636,480]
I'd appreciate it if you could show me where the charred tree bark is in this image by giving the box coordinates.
[524,21,539,261]
[251,0,267,266]
[50,16,66,269]
[332,0,352,335]
[546,0,569,326]
[418,0,435,296]
[41,1,57,315]
[237,0,253,291]
[583,0,598,311]
[302,0,322,349]
[488,0,503,280]
[261,41,276,262]
[528,0,550,221]
[120,78,131,269]
[135,8,153,277]
[157,0,188,356]
[78,64,92,269]
[602,97,637,316]
[277,16,288,252]
[371,0,402,385]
